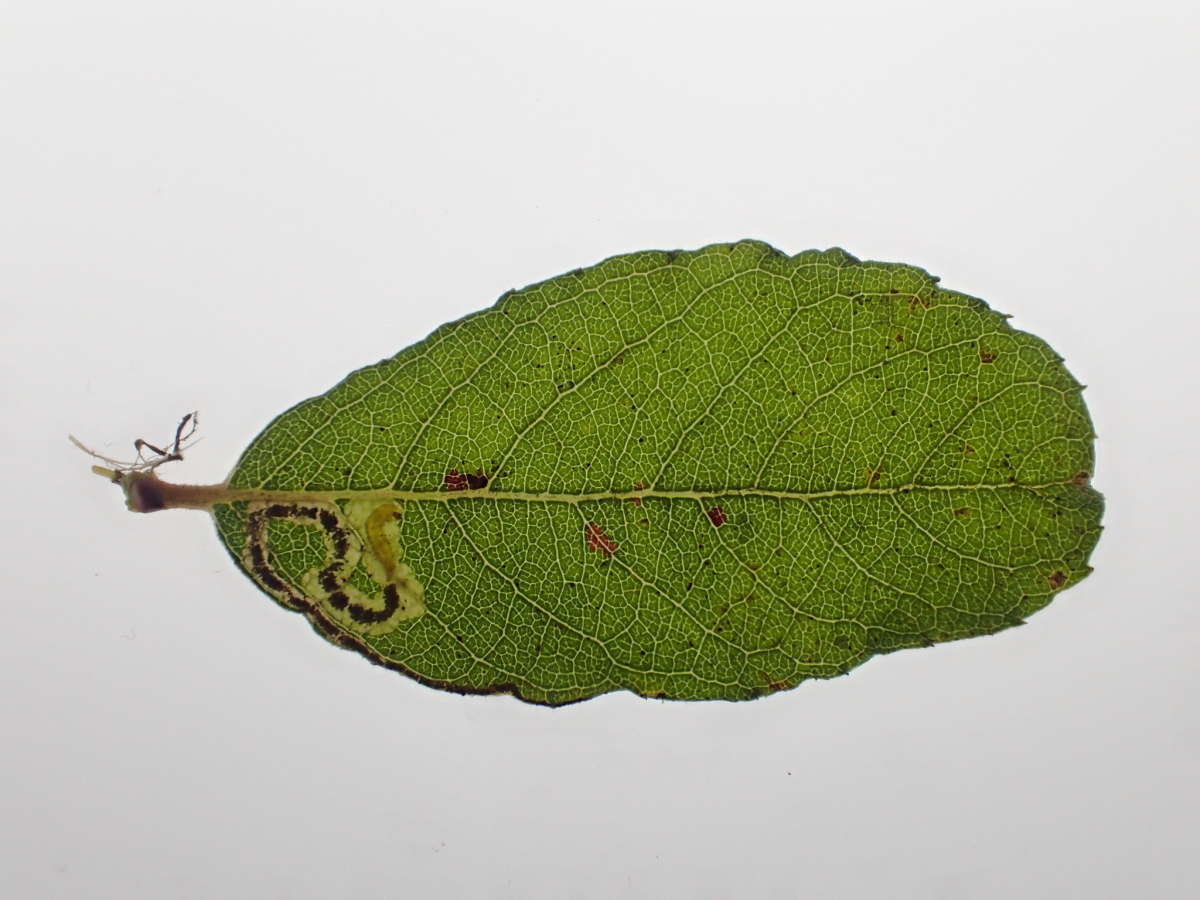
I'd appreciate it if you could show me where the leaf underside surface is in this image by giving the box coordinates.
[212,241,1102,705]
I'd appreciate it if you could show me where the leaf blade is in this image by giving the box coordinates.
[213,241,1102,705]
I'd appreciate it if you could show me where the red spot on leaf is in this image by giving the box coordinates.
[585,522,617,557]
[445,469,488,491]
[707,506,728,527]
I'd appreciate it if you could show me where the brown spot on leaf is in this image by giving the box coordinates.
[629,480,647,506]
[953,507,971,518]
[894,333,904,343]
[979,348,998,364]
[465,470,489,490]
[585,522,617,557]
[1048,570,1068,590]
[707,506,728,527]
[865,466,884,487]
[963,443,976,455]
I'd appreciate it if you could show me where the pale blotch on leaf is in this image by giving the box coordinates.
[243,499,425,637]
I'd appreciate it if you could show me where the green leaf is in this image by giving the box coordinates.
[102,241,1103,705]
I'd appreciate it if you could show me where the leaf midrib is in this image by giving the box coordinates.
[197,478,1082,510]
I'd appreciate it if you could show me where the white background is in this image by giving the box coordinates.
[2,1,1197,897]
